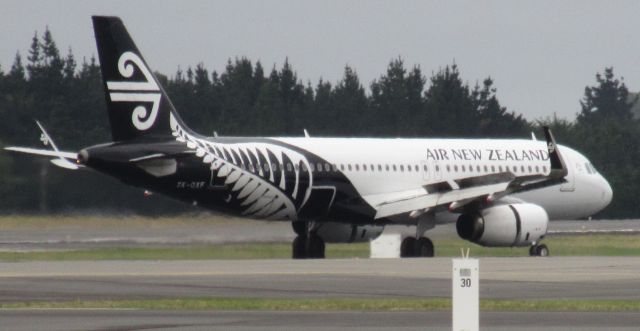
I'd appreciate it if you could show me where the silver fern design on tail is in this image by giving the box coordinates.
[106,52,161,130]
[170,114,312,221]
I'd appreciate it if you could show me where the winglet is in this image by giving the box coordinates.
[543,126,567,177]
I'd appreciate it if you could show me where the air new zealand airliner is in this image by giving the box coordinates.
[6,16,613,258]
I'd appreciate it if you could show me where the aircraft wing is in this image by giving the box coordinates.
[371,127,568,220]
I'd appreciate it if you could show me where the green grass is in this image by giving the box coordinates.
[2,297,640,312]
[1,215,640,261]
[2,234,640,261]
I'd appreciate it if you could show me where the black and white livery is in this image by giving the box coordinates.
[6,16,613,259]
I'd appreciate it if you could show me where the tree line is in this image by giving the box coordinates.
[0,28,638,218]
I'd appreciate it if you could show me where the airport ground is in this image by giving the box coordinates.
[1,215,640,330]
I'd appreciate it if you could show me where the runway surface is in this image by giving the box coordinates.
[2,310,639,331]
[2,257,640,330]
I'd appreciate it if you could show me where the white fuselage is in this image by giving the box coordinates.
[275,137,612,220]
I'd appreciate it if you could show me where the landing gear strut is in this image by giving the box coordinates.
[291,222,325,259]
[400,236,434,257]
[529,244,549,257]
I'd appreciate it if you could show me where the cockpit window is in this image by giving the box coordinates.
[586,163,598,174]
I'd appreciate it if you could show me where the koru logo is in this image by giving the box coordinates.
[106,52,161,131]
[547,141,556,153]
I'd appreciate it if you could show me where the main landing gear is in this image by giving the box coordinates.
[400,236,435,257]
[292,221,325,259]
[529,243,549,257]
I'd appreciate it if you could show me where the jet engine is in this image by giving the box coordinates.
[315,222,385,243]
[456,203,548,247]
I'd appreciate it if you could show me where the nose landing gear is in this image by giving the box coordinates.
[529,243,549,257]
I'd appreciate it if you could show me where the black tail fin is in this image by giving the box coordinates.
[92,16,188,142]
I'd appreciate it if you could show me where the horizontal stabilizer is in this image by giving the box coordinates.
[4,147,80,170]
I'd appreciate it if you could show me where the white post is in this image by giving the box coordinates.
[452,258,479,331]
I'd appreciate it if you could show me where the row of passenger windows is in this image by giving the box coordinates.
[238,161,548,175]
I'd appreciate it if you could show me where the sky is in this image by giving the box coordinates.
[2,0,640,121]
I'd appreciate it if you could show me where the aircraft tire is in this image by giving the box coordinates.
[535,244,549,257]
[416,237,435,257]
[292,236,308,259]
[308,235,325,259]
[400,237,417,258]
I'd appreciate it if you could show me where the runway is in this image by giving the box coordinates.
[2,257,640,330]
[2,310,639,331]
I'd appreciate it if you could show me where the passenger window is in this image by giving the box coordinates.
[521,165,525,173]
[453,165,458,172]
[542,166,547,173]
[476,165,481,172]
[385,165,390,171]
[446,165,451,172]
[294,164,299,171]
[528,165,532,173]
[286,164,292,172]
[378,164,382,171]
[423,165,427,171]
[400,165,404,172]
[484,165,488,172]
[435,165,440,172]
[332,164,337,172]
[498,166,503,172]
[392,165,397,172]
[348,164,352,171]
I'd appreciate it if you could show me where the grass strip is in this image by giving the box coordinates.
[2,298,640,312]
[3,234,640,261]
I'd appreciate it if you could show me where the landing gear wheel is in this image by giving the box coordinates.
[292,236,308,259]
[292,234,325,259]
[307,235,325,259]
[416,237,435,257]
[529,244,549,257]
[400,237,417,258]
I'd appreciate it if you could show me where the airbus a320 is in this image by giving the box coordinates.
[6,16,613,258]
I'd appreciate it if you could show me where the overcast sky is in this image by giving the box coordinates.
[2,0,640,121]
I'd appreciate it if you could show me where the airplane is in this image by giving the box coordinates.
[5,16,613,259]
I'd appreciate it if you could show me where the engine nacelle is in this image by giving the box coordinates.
[315,222,385,243]
[456,203,548,247]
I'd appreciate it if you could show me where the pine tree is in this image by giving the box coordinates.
[9,52,25,80]
[26,32,42,78]
[63,47,76,80]
[423,64,476,137]
[578,67,636,125]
